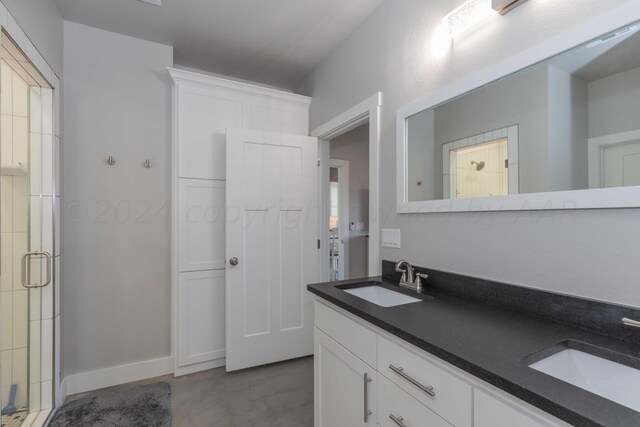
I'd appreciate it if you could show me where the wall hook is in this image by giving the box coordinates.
[143,159,152,169]
[106,156,116,166]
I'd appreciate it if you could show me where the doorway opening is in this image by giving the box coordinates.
[328,160,349,281]
[312,93,381,282]
[327,124,369,280]
[588,130,640,188]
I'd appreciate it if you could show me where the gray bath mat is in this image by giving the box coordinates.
[49,382,171,427]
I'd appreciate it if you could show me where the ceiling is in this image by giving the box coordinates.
[548,25,640,83]
[55,0,383,90]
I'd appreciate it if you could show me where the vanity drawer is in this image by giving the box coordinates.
[378,374,453,427]
[474,388,568,427]
[315,301,377,367]
[378,335,472,427]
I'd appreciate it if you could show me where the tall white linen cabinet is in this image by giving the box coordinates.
[168,68,311,375]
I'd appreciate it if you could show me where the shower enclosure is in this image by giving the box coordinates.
[0,30,57,427]
[450,138,509,199]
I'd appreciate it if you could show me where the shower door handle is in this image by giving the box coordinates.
[21,251,52,288]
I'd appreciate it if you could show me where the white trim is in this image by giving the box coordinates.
[588,129,640,188]
[170,74,180,379]
[329,159,349,280]
[396,2,640,212]
[61,356,174,397]
[32,410,52,427]
[174,358,225,377]
[167,67,310,106]
[312,92,382,276]
[329,159,350,167]
[59,377,69,403]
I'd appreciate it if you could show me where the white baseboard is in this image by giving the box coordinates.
[61,356,174,398]
[174,358,225,377]
[59,376,68,404]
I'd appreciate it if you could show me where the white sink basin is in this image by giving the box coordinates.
[343,285,421,307]
[529,348,640,412]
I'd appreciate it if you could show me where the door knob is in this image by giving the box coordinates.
[229,257,239,266]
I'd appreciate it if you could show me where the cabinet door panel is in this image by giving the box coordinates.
[177,85,248,179]
[315,328,376,427]
[177,270,225,367]
[249,96,309,135]
[178,179,225,272]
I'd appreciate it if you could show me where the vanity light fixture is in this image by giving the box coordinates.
[444,0,495,39]
[491,0,529,15]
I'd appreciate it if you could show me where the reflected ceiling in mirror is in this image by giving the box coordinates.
[399,19,640,211]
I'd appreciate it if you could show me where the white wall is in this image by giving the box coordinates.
[330,124,369,278]
[433,64,549,195]
[420,63,588,197]
[62,21,173,375]
[406,109,434,201]
[298,0,640,308]
[588,65,640,138]
[547,66,588,191]
[1,0,63,76]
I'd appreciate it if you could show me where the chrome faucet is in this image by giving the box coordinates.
[395,260,427,292]
[395,260,414,286]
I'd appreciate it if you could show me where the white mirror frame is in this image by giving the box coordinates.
[397,3,640,213]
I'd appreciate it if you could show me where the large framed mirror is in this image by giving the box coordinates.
[397,11,640,213]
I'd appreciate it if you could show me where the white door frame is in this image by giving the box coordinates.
[312,92,382,280]
[588,129,640,188]
[329,159,349,280]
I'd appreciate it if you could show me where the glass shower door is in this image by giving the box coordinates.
[0,30,55,426]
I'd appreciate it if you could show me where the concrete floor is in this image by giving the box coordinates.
[65,356,313,427]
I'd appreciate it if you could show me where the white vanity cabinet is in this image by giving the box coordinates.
[315,301,378,426]
[378,375,453,427]
[315,330,377,426]
[314,300,571,427]
[377,334,472,427]
[473,387,565,427]
[169,68,310,375]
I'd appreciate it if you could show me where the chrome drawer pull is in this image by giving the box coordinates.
[389,414,407,427]
[622,317,640,328]
[363,372,373,422]
[389,364,436,397]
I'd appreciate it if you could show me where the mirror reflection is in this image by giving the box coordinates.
[405,22,640,202]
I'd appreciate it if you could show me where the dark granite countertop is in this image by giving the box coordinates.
[307,275,640,427]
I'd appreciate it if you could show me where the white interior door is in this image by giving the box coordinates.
[603,140,640,187]
[225,128,318,371]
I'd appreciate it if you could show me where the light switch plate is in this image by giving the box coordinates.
[382,229,401,248]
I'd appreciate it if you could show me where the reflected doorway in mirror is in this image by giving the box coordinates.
[588,129,640,189]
